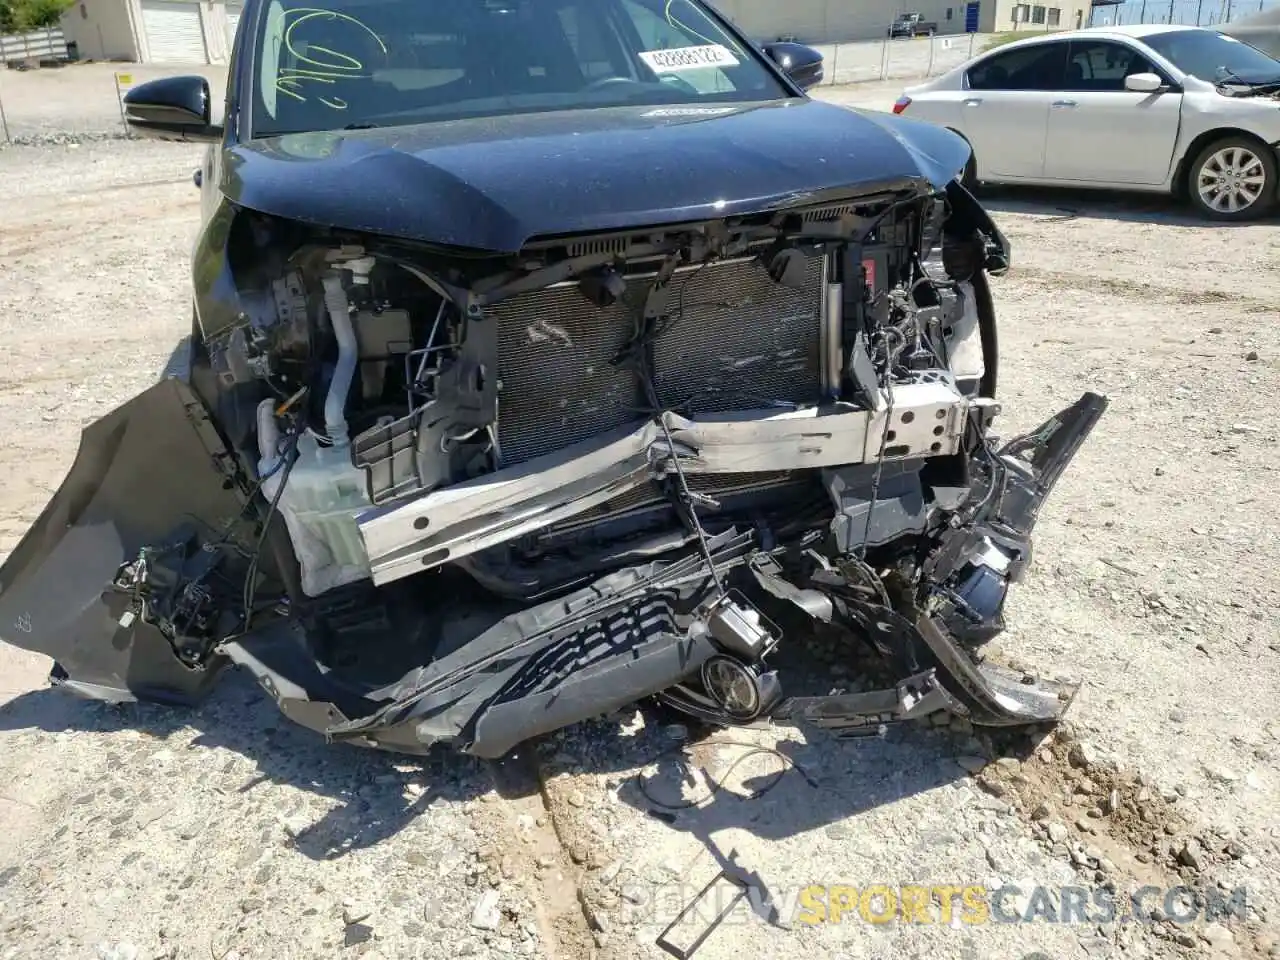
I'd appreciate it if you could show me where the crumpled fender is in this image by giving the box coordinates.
[0,379,246,704]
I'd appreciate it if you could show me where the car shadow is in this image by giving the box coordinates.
[541,622,1043,895]
[0,669,499,861]
[160,335,192,382]
[975,183,1280,228]
[607,725,981,925]
[0,640,1038,870]
[587,713,1034,890]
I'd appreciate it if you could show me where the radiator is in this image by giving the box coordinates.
[491,253,828,467]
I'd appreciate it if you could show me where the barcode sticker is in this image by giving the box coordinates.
[639,44,739,73]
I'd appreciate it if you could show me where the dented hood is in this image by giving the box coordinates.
[221,98,972,251]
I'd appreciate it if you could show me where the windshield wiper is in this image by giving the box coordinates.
[1213,66,1280,91]
[343,122,382,130]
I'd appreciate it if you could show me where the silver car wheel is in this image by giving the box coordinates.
[1196,146,1268,214]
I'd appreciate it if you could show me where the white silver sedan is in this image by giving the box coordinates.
[894,24,1280,220]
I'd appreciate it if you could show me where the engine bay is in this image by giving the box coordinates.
[203,188,995,604]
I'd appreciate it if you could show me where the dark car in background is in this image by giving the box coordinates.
[0,0,1104,758]
[890,12,939,37]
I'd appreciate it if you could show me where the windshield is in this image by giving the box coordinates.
[249,0,789,136]
[1143,28,1280,83]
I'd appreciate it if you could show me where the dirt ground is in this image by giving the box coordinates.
[0,78,1278,960]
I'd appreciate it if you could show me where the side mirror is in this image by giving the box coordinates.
[1124,72,1164,93]
[762,41,825,91]
[123,75,223,142]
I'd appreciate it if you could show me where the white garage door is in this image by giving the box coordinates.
[142,0,208,63]
[225,2,242,47]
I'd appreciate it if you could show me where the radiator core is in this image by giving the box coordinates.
[491,253,827,467]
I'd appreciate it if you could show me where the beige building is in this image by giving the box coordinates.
[714,0,1095,42]
[60,0,240,63]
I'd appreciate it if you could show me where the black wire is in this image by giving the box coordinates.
[614,258,712,371]
[615,255,729,596]
[857,378,894,563]
[634,739,819,811]
[241,424,302,632]
[857,318,907,563]
[958,431,1003,525]
[908,250,959,370]
[188,439,294,560]
[840,555,892,607]
[643,373,727,597]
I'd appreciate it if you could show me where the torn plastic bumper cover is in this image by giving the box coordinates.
[222,392,1106,757]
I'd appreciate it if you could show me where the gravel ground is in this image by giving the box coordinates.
[1,74,1278,960]
[0,64,228,144]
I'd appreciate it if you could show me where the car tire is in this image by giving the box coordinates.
[1187,135,1277,221]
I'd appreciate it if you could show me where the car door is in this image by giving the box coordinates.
[1042,38,1183,185]
[960,40,1068,180]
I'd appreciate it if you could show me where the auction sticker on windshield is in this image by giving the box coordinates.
[640,44,740,72]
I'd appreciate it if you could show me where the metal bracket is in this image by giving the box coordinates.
[779,668,965,737]
[655,867,752,960]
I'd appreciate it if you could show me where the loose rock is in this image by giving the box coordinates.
[1177,840,1205,870]
[1069,741,1100,770]
[343,902,372,925]
[1204,764,1239,784]
[1202,922,1235,950]
[471,889,502,931]
[344,923,374,947]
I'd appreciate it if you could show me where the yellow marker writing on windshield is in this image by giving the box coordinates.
[275,8,386,110]
[664,0,743,57]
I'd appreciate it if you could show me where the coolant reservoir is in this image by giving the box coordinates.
[262,430,373,597]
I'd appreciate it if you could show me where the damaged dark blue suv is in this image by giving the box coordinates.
[0,0,1105,757]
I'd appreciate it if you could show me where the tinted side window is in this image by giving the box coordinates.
[967,42,1067,90]
[1064,39,1159,90]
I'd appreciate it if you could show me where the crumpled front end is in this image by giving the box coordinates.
[226,390,1104,758]
[0,173,1106,759]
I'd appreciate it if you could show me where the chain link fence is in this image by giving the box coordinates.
[811,32,989,85]
[1099,0,1273,25]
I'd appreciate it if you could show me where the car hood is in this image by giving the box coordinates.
[222,98,971,251]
